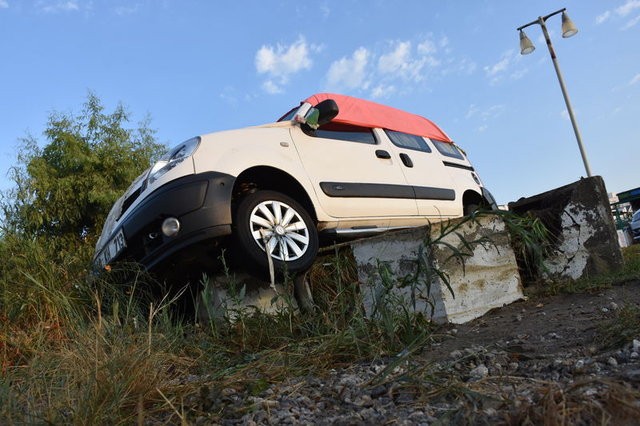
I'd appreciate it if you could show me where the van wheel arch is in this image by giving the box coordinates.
[232,166,317,222]
[462,190,485,216]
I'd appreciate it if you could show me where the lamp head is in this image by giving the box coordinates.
[519,30,536,55]
[562,11,578,38]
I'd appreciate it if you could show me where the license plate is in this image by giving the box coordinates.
[97,228,127,268]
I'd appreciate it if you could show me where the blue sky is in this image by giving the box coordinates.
[0,0,638,205]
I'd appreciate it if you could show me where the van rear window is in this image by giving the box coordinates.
[431,139,464,159]
[385,130,431,153]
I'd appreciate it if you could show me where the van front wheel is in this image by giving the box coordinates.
[234,190,318,273]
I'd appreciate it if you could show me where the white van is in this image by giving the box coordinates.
[94,93,496,276]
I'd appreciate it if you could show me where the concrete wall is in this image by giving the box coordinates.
[510,176,624,282]
[351,214,523,324]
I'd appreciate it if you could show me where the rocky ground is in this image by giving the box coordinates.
[196,281,640,425]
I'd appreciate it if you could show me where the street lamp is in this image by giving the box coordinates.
[517,8,592,177]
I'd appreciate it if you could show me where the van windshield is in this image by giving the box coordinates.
[277,107,298,122]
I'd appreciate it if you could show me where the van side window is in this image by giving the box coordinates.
[431,139,464,159]
[313,123,376,144]
[385,130,431,153]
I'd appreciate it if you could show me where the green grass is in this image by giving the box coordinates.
[597,303,640,350]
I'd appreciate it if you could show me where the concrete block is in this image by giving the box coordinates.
[351,214,523,324]
[510,176,623,281]
[196,272,290,323]
[617,229,633,248]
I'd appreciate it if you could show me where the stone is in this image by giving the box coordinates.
[449,350,463,359]
[469,364,489,380]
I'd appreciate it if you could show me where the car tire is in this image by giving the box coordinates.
[234,190,318,274]
[293,271,316,313]
[464,203,480,216]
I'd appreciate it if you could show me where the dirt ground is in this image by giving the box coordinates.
[427,280,640,363]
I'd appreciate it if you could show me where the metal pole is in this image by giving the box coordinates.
[537,17,593,177]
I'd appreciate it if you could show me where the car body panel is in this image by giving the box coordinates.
[377,129,462,218]
[288,124,419,219]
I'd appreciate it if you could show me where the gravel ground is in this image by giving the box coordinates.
[192,281,640,425]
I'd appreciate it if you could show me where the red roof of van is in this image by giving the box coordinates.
[304,93,452,142]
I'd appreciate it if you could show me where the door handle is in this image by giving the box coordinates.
[400,153,413,168]
[375,150,391,159]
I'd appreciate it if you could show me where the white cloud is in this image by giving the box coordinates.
[377,37,442,84]
[377,41,427,81]
[370,84,396,99]
[323,35,470,97]
[417,39,436,55]
[596,11,611,24]
[0,0,8,9]
[466,104,505,121]
[326,47,370,92]
[256,37,312,76]
[622,13,640,29]
[255,36,315,93]
[630,73,640,85]
[510,68,528,81]
[378,41,412,74]
[484,56,510,77]
[483,50,526,85]
[596,1,640,28]
[484,50,513,85]
[115,4,140,16]
[465,104,479,119]
[37,0,79,13]
[616,0,640,16]
[451,58,477,75]
[320,2,330,18]
[466,103,504,133]
[262,80,283,95]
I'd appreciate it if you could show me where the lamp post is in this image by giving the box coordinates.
[517,8,592,177]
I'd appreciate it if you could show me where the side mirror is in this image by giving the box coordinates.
[315,99,339,126]
[295,99,339,130]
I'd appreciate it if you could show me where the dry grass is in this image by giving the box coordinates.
[505,378,640,425]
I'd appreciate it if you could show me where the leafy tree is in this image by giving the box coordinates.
[2,93,165,261]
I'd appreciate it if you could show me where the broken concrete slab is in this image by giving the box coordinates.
[351,214,523,324]
[617,229,634,248]
[196,271,292,323]
[509,176,623,282]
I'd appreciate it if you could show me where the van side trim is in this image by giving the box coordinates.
[320,182,455,201]
[443,161,475,171]
[413,186,456,201]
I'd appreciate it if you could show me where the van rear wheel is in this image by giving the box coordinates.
[464,203,480,216]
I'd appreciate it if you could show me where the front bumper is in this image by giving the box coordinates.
[95,171,235,271]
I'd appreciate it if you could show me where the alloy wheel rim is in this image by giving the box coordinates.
[249,200,310,261]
